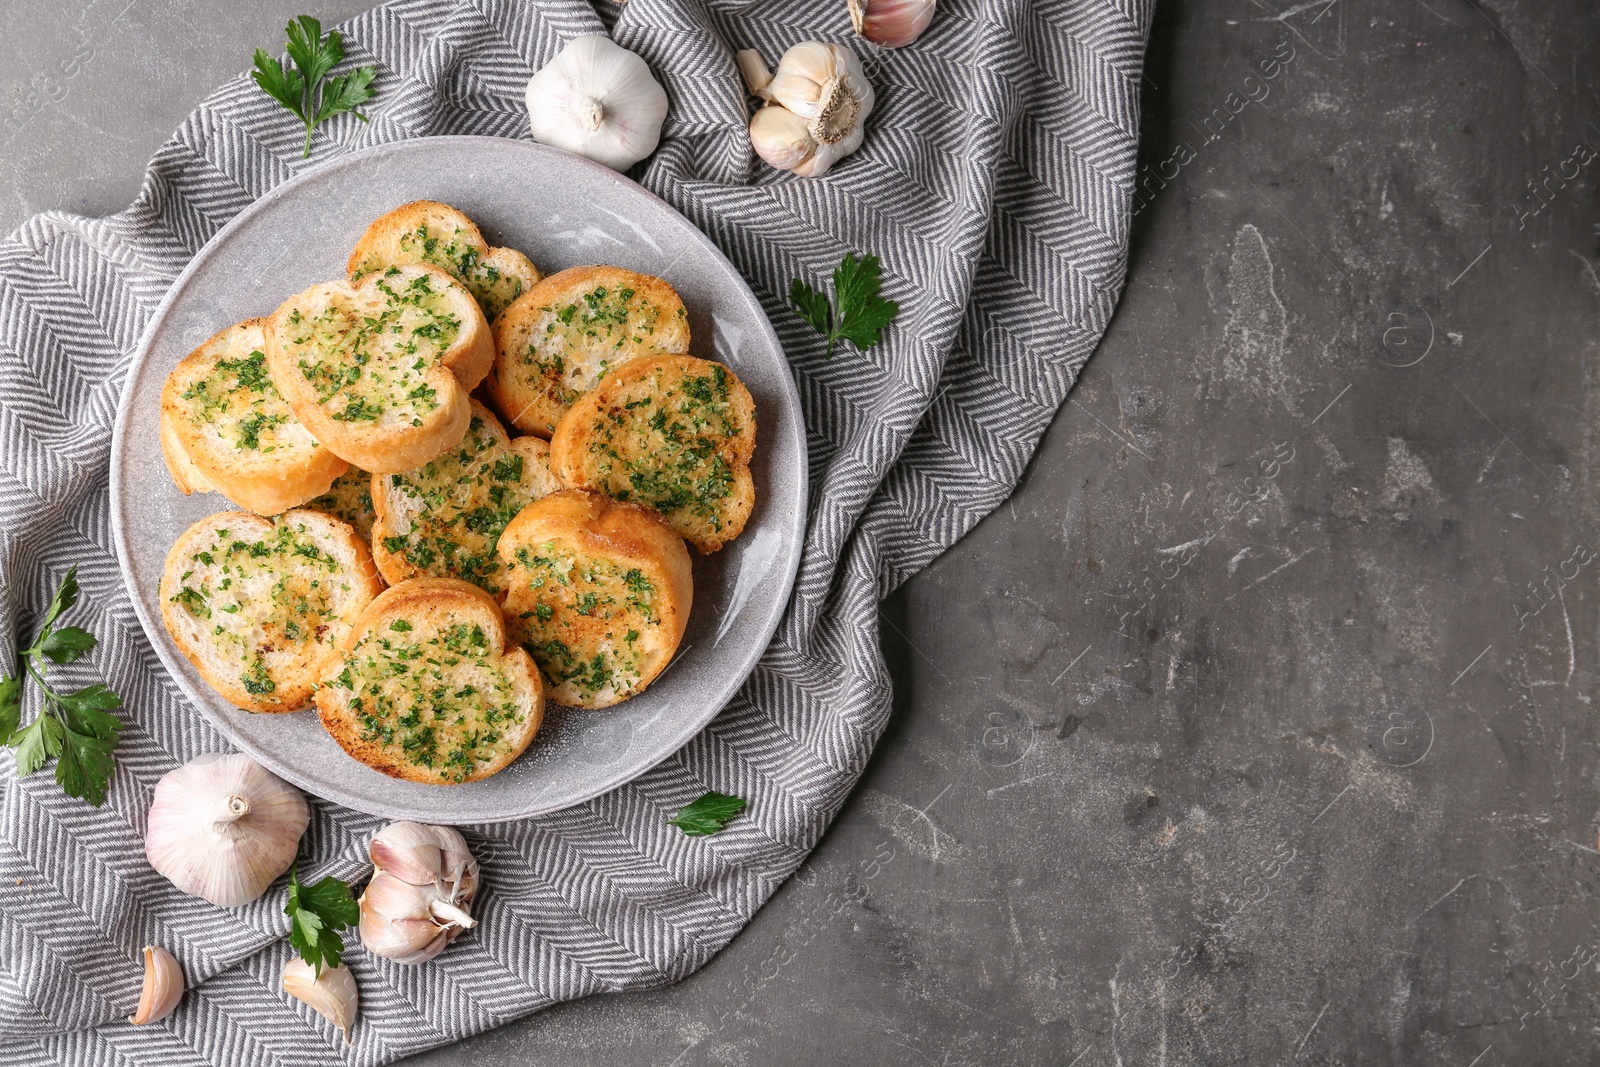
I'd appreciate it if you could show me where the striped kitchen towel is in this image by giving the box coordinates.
[0,0,1152,1062]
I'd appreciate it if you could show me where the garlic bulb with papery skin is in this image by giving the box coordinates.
[128,945,184,1025]
[849,0,936,48]
[282,958,358,1044]
[526,35,668,172]
[358,822,479,964]
[739,43,875,178]
[145,753,309,907]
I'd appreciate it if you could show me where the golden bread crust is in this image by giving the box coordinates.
[315,577,545,783]
[347,200,540,322]
[487,265,690,437]
[498,489,692,709]
[369,399,560,596]
[159,509,382,712]
[159,319,347,514]
[264,265,492,474]
[549,354,756,553]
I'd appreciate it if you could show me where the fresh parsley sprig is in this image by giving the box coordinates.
[668,791,746,837]
[789,253,900,360]
[1,566,124,806]
[286,864,359,975]
[252,15,377,159]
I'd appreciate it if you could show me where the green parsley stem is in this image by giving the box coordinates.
[23,656,53,702]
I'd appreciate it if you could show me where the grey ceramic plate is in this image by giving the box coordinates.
[110,136,806,823]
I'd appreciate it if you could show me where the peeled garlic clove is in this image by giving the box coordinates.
[145,753,309,907]
[282,958,358,1044]
[849,0,936,48]
[526,35,669,172]
[128,945,184,1025]
[359,822,480,965]
[741,42,875,179]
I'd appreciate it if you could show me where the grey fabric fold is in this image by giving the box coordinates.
[0,0,1152,1061]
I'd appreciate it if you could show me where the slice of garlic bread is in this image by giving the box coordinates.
[160,320,348,515]
[488,265,690,436]
[161,410,216,497]
[498,489,692,709]
[371,399,561,596]
[315,578,544,784]
[550,355,756,553]
[306,467,377,543]
[265,265,493,475]
[348,200,541,322]
[160,510,383,712]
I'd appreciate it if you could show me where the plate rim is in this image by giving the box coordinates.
[110,134,808,823]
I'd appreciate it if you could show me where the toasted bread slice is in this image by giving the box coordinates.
[348,200,541,322]
[159,510,383,712]
[549,355,756,553]
[488,266,690,436]
[306,467,378,543]
[161,410,216,497]
[370,399,561,596]
[498,489,692,708]
[160,320,348,515]
[264,265,493,474]
[315,578,544,783]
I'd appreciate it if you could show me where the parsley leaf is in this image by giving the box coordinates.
[37,567,78,633]
[285,13,341,89]
[285,864,359,976]
[54,724,117,806]
[667,791,746,837]
[6,566,123,805]
[252,15,377,159]
[250,51,305,120]
[788,253,899,359]
[317,66,378,124]
[0,675,21,743]
[38,626,97,664]
[11,714,63,777]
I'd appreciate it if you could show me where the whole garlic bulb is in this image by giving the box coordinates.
[359,822,479,964]
[738,43,875,178]
[525,35,668,172]
[145,753,309,907]
[849,0,936,48]
[282,958,358,1044]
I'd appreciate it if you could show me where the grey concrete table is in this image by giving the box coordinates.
[6,1,1598,1063]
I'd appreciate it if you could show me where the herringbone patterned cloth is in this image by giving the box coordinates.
[0,0,1152,1062]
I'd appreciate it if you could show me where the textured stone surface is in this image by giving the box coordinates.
[6,1,1598,1063]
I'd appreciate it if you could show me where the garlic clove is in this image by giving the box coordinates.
[371,822,479,892]
[360,869,435,920]
[525,35,669,173]
[145,753,309,908]
[849,0,936,48]
[368,834,443,886]
[749,106,819,173]
[735,49,774,99]
[359,903,450,964]
[359,821,481,964]
[128,945,184,1026]
[282,958,358,1045]
[766,43,838,117]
